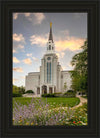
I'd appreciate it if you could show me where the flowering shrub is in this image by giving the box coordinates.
[68,103,88,126]
[13,98,87,126]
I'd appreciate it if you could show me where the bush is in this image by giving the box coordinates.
[67,90,74,93]
[54,92,63,97]
[25,90,34,94]
[13,93,22,97]
[42,93,55,97]
[64,90,76,98]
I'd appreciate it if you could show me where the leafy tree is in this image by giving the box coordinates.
[71,40,88,94]
[19,86,25,94]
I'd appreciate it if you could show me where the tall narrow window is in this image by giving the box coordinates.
[47,62,51,83]
[49,45,51,50]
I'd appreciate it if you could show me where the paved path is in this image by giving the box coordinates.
[49,96,87,111]
[71,95,87,109]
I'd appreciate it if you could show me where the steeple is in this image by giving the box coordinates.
[49,22,53,42]
[46,22,55,54]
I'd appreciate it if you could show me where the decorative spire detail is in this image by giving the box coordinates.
[49,22,53,42]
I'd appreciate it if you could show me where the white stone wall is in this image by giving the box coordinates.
[61,71,72,93]
[25,72,40,94]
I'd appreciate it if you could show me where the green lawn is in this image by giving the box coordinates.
[13,97,80,108]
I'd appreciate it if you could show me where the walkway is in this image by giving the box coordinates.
[71,95,87,109]
[48,95,87,112]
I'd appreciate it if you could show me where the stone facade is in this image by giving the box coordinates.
[25,23,72,96]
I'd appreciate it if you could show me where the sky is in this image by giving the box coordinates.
[13,12,87,87]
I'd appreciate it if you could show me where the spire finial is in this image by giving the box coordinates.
[49,22,53,42]
[50,22,52,28]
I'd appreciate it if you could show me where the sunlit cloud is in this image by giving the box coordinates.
[13,33,25,43]
[55,37,85,52]
[13,57,20,63]
[30,35,47,46]
[30,34,85,52]
[13,67,23,72]
[20,76,25,79]
[56,52,65,58]
[26,53,32,57]
[13,49,17,53]
[24,13,31,17]
[13,13,19,20]
[23,58,32,65]
[13,44,25,53]
[13,78,18,83]
[26,53,39,61]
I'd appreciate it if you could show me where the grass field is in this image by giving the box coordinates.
[13,97,80,108]
[13,97,88,126]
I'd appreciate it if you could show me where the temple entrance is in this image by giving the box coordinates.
[37,87,40,94]
[42,85,47,94]
[49,87,52,94]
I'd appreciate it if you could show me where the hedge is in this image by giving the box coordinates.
[13,93,22,97]
[42,93,55,97]
[25,90,34,94]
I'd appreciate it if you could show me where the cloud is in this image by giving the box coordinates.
[13,67,23,72]
[24,13,31,17]
[32,13,45,24]
[74,13,87,19]
[13,78,18,83]
[20,76,25,79]
[30,33,85,52]
[26,53,32,57]
[13,44,24,53]
[13,12,45,24]
[13,57,20,63]
[23,58,32,65]
[13,49,17,53]
[26,53,39,61]
[56,52,65,58]
[30,35,47,46]
[13,13,19,20]
[32,57,39,61]
[55,37,85,52]
[13,33,25,43]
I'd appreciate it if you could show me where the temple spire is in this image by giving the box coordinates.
[49,22,53,42]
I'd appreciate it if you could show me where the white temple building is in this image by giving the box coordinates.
[25,23,72,95]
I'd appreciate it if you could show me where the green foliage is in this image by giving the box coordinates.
[67,90,74,93]
[13,93,22,97]
[25,90,34,94]
[19,86,25,94]
[13,85,25,94]
[71,40,88,94]
[42,93,55,97]
[68,103,87,126]
[13,97,80,108]
[64,90,76,98]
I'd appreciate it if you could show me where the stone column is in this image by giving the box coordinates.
[53,86,54,93]
[47,86,49,94]
[40,86,42,95]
